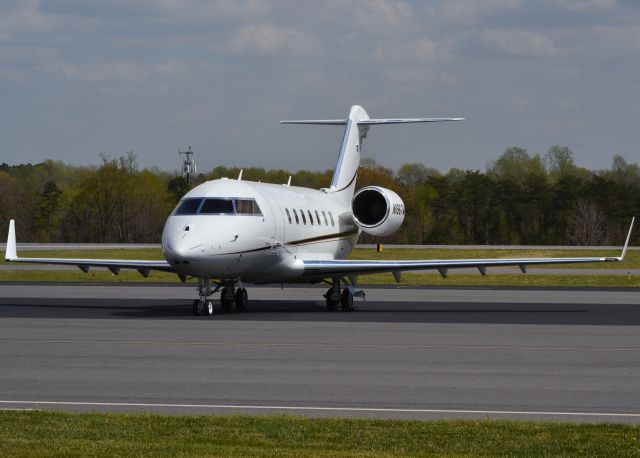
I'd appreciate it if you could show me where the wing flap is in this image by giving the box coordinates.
[302,255,617,277]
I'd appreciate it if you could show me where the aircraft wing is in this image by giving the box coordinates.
[303,218,635,279]
[4,220,175,277]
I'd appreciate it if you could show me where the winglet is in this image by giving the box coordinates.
[5,219,17,261]
[619,217,635,260]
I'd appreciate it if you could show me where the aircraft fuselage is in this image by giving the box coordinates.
[161,178,358,283]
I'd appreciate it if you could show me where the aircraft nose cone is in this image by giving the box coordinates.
[165,232,206,261]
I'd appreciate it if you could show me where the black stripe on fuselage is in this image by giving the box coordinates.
[224,230,358,255]
[288,229,358,246]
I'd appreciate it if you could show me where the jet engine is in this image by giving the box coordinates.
[351,186,405,236]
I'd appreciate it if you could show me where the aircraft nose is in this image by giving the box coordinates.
[165,227,206,261]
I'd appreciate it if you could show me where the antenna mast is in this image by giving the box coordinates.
[179,146,197,184]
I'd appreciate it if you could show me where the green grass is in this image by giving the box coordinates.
[0,269,188,283]
[0,248,163,265]
[2,270,640,288]
[360,273,640,288]
[0,411,639,457]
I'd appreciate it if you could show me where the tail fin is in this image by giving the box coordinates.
[281,105,464,203]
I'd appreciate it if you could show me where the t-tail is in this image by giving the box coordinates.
[281,105,464,203]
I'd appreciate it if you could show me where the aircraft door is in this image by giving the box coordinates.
[261,188,286,245]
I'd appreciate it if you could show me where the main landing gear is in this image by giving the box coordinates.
[323,277,365,312]
[192,278,249,317]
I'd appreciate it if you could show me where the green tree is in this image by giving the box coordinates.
[488,147,546,185]
[36,181,62,241]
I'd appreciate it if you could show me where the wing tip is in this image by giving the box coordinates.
[619,216,635,260]
[5,219,17,261]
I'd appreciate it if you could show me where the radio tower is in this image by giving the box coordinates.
[179,146,197,184]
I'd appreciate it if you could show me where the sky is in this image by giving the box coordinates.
[1,0,639,174]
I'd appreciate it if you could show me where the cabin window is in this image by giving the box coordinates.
[200,198,235,214]
[235,199,262,215]
[322,210,328,226]
[307,210,314,225]
[175,198,203,215]
[329,211,335,226]
[293,209,300,224]
[300,209,306,225]
[315,210,321,226]
[285,208,292,224]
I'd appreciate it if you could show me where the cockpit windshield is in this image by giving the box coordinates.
[173,198,262,216]
[200,199,234,214]
[174,198,203,215]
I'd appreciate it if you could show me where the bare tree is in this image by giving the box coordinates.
[567,200,608,245]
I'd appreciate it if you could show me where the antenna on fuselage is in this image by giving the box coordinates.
[179,146,197,184]
[238,169,243,181]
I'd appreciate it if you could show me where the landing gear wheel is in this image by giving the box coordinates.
[192,299,201,316]
[340,289,354,311]
[325,287,340,311]
[220,287,235,311]
[235,288,248,311]
[203,299,214,317]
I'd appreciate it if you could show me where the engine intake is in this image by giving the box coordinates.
[351,186,405,236]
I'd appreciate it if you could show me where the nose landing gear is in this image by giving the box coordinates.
[193,277,216,317]
[193,277,249,317]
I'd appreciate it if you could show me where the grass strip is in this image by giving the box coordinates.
[359,272,640,288]
[0,411,639,457]
[2,270,640,288]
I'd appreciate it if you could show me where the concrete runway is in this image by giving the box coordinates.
[1,284,640,423]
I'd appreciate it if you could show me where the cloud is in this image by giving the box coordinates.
[552,0,617,11]
[212,23,319,57]
[346,0,414,31]
[437,0,523,24]
[40,0,270,20]
[49,60,192,84]
[374,38,451,63]
[0,0,49,41]
[480,29,562,57]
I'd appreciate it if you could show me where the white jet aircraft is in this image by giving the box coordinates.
[4,105,635,316]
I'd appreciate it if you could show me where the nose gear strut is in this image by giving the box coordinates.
[193,277,249,317]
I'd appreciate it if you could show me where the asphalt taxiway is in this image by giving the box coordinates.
[1,284,639,423]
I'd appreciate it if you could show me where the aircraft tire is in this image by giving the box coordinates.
[325,288,339,311]
[235,288,248,311]
[220,287,234,311]
[204,299,214,317]
[192,299,201,316]
[340,289,354,311]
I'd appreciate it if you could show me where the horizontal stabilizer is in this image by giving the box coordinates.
[360,118,465,124]
[280,119,348,125]
[280,117,465,126]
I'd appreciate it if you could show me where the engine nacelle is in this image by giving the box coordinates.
[351,186,405,236]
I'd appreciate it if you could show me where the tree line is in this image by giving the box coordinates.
[0,146,638,246]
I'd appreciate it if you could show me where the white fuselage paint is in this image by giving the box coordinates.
[161,178,358,283]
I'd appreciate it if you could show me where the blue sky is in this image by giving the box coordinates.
[1,0,639,173]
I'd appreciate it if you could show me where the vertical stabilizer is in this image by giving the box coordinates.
[280,105,464,205]
[328,105,370,203]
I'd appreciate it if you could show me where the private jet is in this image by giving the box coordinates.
[4,105,635,316]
